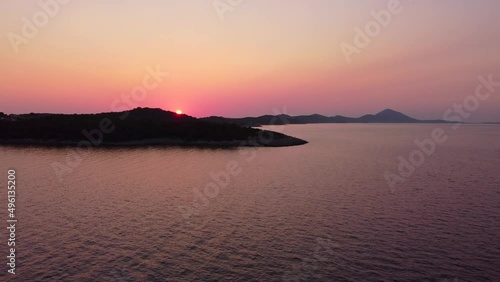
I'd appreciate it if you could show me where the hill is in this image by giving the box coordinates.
[201,109,449,126]
[0,108,307,147]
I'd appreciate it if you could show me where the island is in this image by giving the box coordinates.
[0,108,308,148]
[201,109,452,127]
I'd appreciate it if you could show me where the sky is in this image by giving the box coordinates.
[1,0,500,121]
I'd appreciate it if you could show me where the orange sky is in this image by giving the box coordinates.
[1,0,500,121]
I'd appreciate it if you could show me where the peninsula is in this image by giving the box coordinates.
[0,108,307,148]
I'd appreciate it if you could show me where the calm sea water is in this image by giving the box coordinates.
[1,124,499,281]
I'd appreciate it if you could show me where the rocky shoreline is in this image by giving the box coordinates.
[0,135,308,149]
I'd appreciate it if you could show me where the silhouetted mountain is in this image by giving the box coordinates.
[201,109,449,126]
[358,109,418,123]
[0,108,307,147]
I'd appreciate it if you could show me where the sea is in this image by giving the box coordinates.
[0,124,499,281]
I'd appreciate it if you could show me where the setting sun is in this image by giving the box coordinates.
[176,110,182,115]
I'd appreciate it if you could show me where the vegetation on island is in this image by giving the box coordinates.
[0,108,307,147]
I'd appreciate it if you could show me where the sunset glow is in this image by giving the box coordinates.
[1,2,500,281]
[1,1,499,121]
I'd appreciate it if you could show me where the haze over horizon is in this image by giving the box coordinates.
[3,107,499,124]
[1,0,500,121]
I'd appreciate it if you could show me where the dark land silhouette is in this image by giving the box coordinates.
[202,109,450,127]
[0,108,307,147]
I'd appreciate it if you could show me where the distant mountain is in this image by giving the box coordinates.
[201,109,449,126]
[357,109,418,123]
[0,108,307,147]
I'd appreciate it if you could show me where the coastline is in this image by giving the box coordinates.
[0,136,308,149]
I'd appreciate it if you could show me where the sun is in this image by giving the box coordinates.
[175,109,182,115]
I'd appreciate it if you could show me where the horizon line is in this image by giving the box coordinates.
[2,107,500,124]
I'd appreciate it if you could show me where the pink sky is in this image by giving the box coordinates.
[1,0,500,121]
